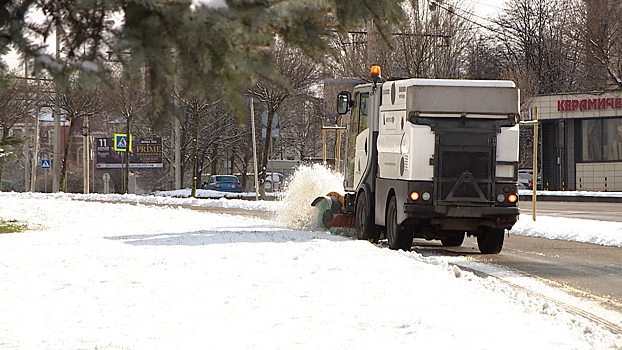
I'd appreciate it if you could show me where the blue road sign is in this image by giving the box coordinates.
[41,158,51,169]
[114,133,133,152]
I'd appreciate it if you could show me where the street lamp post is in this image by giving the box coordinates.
[81,117,89,194]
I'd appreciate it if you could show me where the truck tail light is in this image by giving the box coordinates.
[507,193,518,203]
[409,191,420,201]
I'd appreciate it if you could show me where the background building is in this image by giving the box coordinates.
[530,91,622,191]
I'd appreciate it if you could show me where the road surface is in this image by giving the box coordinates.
[407,200,622,327]
[519,199,622,222]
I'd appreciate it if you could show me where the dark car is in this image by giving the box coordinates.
[202,175,243,193]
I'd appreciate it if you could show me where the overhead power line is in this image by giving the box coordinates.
[428,0,501,34]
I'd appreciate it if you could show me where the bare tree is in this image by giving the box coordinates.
[329,0,473,80]
[582,0,622,90]
[275,95,324,160]
[465,34,505,80]
[0,77,38,190]
[174,94,244,195]
[247,40,321,198]
[493,0,583,95]
[100,70,149,193]
[53,84,102,192]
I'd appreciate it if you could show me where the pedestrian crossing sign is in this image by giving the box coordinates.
[40,158,51,169]
[114,133,132,152]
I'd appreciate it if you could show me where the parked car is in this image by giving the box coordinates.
[264,172,285,192]
[518,169,542,190]
[202,175,243,193]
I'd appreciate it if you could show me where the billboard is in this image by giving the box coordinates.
[96,136,163,169]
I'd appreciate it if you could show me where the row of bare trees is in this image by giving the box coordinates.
[329,0,622,99]
[3,0,621,192]
[0,39,325,194]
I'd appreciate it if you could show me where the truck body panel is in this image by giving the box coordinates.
[317,74,521,254]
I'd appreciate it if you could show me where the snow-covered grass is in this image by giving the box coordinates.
[1,191,620,349]
[1,165,621,349]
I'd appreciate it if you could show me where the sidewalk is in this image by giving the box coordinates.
[518,190,622,203]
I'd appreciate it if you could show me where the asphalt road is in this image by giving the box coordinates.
[409,200,622,315]
[411,235,622,309]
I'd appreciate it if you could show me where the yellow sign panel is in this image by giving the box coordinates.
[113,133,133,152]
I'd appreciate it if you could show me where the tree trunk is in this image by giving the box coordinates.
[124,116,131,193]
[191,110,199,198]
[259,106,275,199]
[59,116,78,192]
[0,162,4,191]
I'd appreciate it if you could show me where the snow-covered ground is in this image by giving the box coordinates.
[1,166,621,349]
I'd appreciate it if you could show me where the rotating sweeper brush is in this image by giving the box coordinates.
[311,192,356,229]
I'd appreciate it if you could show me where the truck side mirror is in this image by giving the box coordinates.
[337,91,351,115]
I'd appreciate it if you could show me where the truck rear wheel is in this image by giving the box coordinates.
[441,231,465,247]
[386,196,413,251]
[355,193,379,243]
[477,227,505,254]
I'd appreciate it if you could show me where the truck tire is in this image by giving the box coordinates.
[477,227,505,254]
[386,196,413,251]
[441,231,465,247]
[355,193,380,243]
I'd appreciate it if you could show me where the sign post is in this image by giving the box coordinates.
[102,173,111,194]
[41,158,51,193]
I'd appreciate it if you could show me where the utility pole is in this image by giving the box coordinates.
[174,117,181,189]
[251,97,259,200]
[23,119,30,191]
[30,104,39,192]
[23,59,30,191]
[52,26,61,192]
[82,115,89,194]
[124,117,131,193]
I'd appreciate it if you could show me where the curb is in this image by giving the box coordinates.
[519,195,622,203]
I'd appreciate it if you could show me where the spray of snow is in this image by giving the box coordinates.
[275,164,344,230]
[191,0,228,11]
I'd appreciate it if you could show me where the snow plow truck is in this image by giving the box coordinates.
[312,66,521,254]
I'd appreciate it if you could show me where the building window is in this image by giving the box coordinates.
[605,118,622,160]
[580,117,622,161]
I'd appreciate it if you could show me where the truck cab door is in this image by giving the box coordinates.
[344,89,371,190]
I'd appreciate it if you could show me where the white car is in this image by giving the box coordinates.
[518,169,541,189]
[264,172,285,192]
